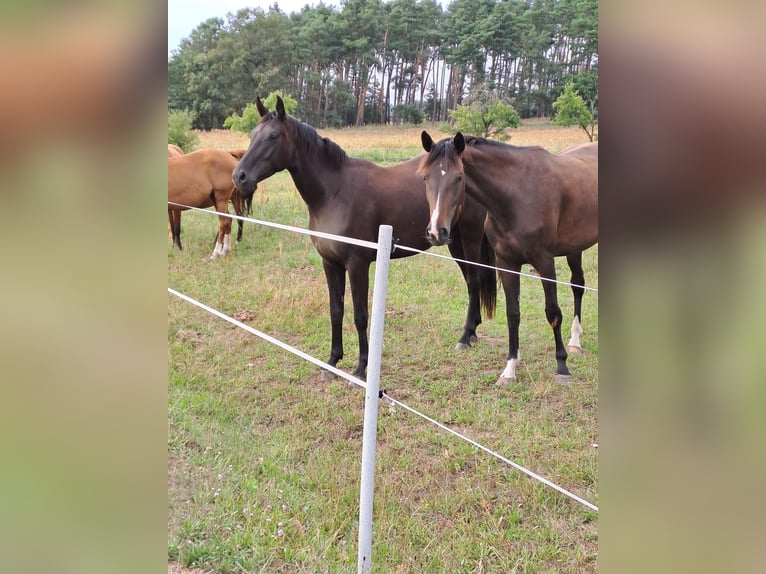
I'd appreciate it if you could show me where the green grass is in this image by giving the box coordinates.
[168,168,598,572]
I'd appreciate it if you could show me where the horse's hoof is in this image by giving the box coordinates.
[319,369,332,383]
[567,345,584,355]
[495,376,514,386]
[469,334,479,344]
[554,373,573,384]
[455,342,470,351]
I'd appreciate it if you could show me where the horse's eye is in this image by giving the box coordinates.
[456,174,463,182]
[269,132,279,140]
[421,175,428,181]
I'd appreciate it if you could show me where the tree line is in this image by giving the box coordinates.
[168,0,598,130]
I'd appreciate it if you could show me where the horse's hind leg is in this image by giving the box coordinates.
[566,252,586,354]
[496,259,522,385]
[170,210,182,250]
[536,257,571,382]
[210,197,233,258]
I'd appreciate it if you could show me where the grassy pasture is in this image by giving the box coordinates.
[168,122,598,573]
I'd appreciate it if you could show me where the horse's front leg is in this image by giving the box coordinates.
[347,260,371,380]
[321,259,346,381]
[210,198,232,258]
[447,226,480,349]
[565,252,586,354]
[496,259,522,385]
[535,257,571,382]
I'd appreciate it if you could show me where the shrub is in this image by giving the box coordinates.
[449,100,520,140]
[223,103,262,134]
[168,109,199,152]
[448,83,520,140]
[552,82,597,141]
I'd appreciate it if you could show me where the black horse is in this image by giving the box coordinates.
[233,96,496,379]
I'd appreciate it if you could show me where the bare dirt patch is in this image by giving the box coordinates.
[168,562,212,574]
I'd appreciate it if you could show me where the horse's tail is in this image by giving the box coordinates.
[479,234,497,319]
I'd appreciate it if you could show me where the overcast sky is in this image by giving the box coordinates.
[168,0,343,57]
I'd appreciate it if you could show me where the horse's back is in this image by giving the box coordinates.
[559,141,597,157]
[169,149,236,208]
[171,149,240,192]
[556,142,598,251]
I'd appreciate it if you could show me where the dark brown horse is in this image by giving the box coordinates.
[233,96,496,379]
[168,149,248,258]
[418,131,597,383]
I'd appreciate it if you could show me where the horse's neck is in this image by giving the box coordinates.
[463,146,527,204]
[288,160,340,213]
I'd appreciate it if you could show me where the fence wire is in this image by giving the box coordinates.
[168,202,598,292]
[168,207,599,512]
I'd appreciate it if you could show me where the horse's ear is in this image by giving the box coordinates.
[421,131,433,152]
[255,96,268,117]
[453,132,465,154]
[276,96,286,120]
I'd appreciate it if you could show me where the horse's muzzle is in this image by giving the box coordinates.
[233,168,256,196]
[425,226,450,246]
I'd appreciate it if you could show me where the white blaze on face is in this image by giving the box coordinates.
[428,162,444,239]
[429,193,441,238]
[567,316,583,349]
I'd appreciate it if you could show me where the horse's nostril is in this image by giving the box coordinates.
[439,227,449,240]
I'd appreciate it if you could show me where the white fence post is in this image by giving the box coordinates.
[357,224,393,574]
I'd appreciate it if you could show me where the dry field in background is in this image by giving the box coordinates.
[196,118,591,155]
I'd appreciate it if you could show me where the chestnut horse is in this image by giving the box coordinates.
[418,131,597,383]
[168,149,247,258]
[167,144,184,158]
[233,96,496,379]
[167,144,184,240]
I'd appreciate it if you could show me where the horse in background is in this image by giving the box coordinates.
[167,144,184,240]
[168,149,247,258]
[419,131,597,383]
[233,96,497,380]
[167,144,183,158]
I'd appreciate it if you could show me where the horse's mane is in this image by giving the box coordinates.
[464,135,544,153]
[262,112,347,170]
[418,135,546,175]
